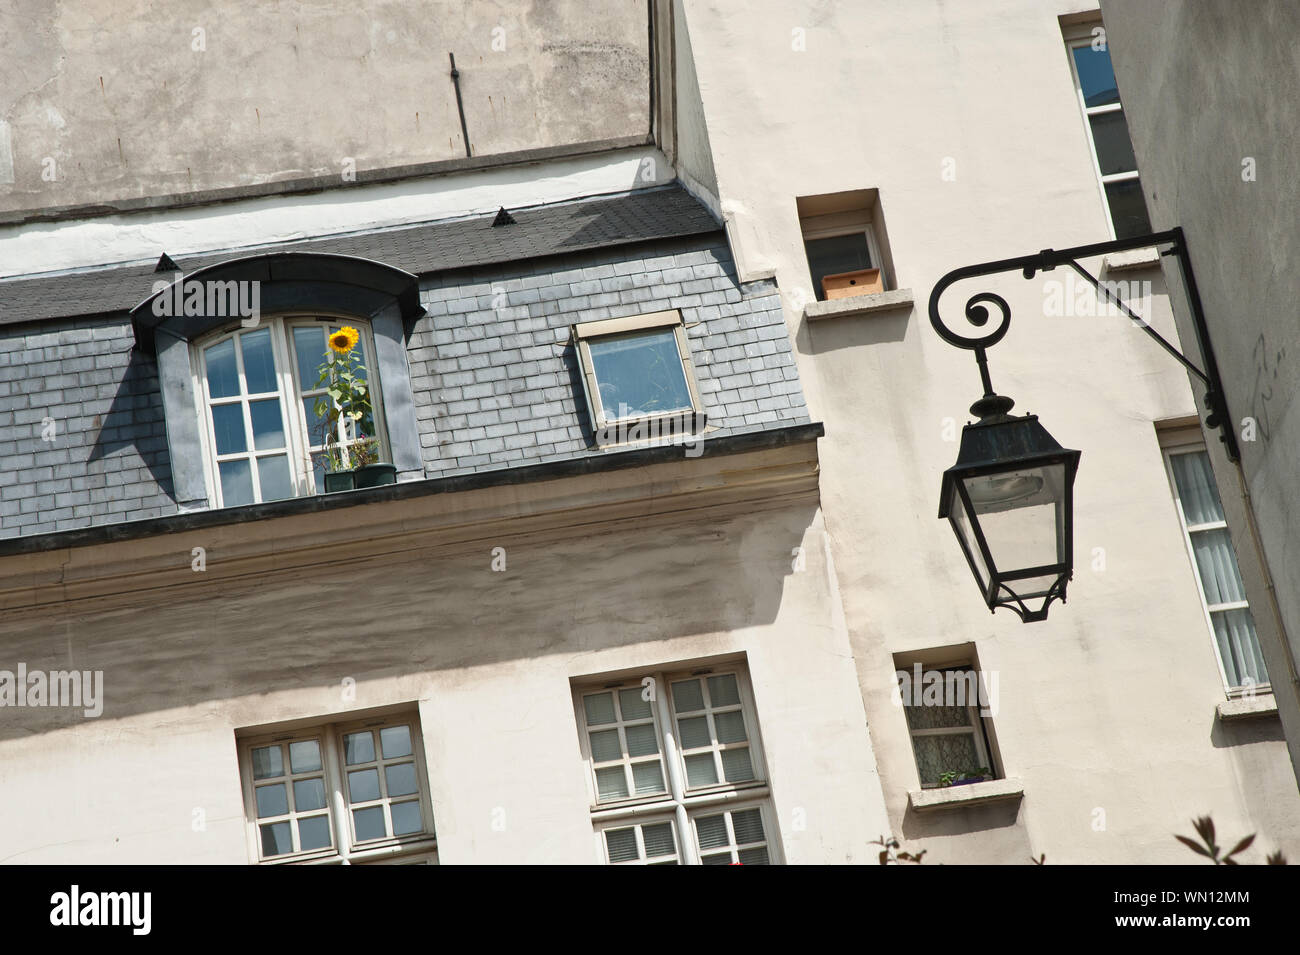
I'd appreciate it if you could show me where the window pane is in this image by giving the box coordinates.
[256,783,288,818]
[684,753,718,787]
[618,687,652,720]
[695,814,729,850]
[219,459,254,507]
[205,338,239,399]
[905,700,972,730]
[381,725,412,759]
[1171,451,1224,524]
[257,454,293,502]
[804,232,872,300]
[671,679,704,713]
[595,766,629,801]
[707,674,741,707]
[249,399,286,451]
[589,729,623,763]
[701,852,733,865]
[624,723,659,757]
[385,763,419,798]
[731,809,765,845]
[642,822,676,859]
[913,733,982,787]
[1071,45,1119,107]
[631,761,666,795]
[1104,177,1152,239]
[211,404,247,455]
[302,396,331,450]
[293,777,328,813]
[721,747,755,783]
[344,731,375,765]
[588,329,692,421]
[583,692,617,726]
[1089,111,1138,176]
[737,847,770,865]
[297,815,332,851]
[391,800,423,836]
[677,716,712,750]
[293,326,327,389]
[348,768,381,803]
[353,806,387,841]
[713,710,747,744]
[289,740,321,774]
[241,328,278,395]
[252,745,283,780]
[260,821,293,857]
[1212,608,1268,688]
[605,827,639,863]
[1191,528,1249,605]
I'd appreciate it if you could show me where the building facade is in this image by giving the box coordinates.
[0,0,1295,865]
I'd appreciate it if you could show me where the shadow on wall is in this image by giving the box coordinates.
[0,499,819,741]
[85,348,173,499]
[899,798,1030,864]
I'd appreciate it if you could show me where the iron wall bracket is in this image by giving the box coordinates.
[928,228,1239,462]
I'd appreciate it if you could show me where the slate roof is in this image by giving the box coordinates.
[0,185,720,328]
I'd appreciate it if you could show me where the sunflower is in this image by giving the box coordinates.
[329,326,360,353]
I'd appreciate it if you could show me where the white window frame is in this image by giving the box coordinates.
[574,663,781,865]
[1063,23,1147,241]
[1160,437,1269,697]
[238,712,437,865]
[900,663,997,790]
[192,314,390,506]
[573,310,704,439]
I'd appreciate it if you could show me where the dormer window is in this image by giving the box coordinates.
[193,316,390,506]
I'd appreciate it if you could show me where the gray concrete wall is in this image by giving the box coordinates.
[0,0,650,215]
[1101,0,1300,784]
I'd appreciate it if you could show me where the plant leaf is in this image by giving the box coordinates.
[1226,833,1255,857]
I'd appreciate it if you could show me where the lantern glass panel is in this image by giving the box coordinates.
[962,463,1067,574]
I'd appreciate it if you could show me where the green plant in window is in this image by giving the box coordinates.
[937,766,991,787]
[310,326,375,472]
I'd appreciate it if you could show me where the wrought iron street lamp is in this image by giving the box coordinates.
[929,229,1237,623]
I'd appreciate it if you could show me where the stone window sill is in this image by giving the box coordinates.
[1102,246,1161,272]
[908,777,1024,813]
[1216,694,1278,721]
[804,288,914,321]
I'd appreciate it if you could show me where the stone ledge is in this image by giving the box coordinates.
[1102,246,1161,272]
[804,288,914,321]
[908,777,1024,812]
[1216,695,1279,721]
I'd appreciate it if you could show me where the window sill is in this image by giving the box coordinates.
[803,288,914,321]
[1102,246,1161,272]
[908,777,1024,813]
[1216,694,1278,722]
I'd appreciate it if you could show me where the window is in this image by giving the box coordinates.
[573,310,704,442]
[796,189,892,301]
[1065,27,1152,239]
[895,655,1000,789]
[574,663,779,865]
[194,316,389,506]
[238,713,436,864]
[1162,441,1269,693]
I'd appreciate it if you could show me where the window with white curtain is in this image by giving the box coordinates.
[238,713,437,864]
[193,316,389,507]
[1163,443,1269,693]
[574,663,779,865]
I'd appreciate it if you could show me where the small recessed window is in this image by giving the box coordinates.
[796,189,892,302]
[574,310,704,443]
[894,655,1002,790]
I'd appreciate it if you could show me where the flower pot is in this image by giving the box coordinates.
[353,463,397,489]
[950,777,987,787]
[323,470,355,492]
